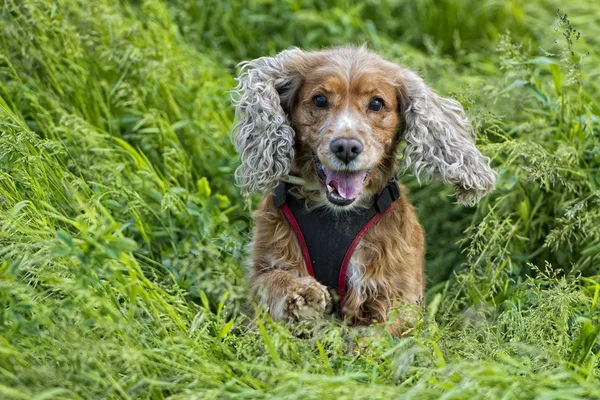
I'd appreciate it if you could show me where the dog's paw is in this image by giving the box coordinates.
[285,277,331,320]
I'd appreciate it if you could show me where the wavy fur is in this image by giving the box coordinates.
[400,69,496,204]
[231,49,303,194]
[232,46,495,336]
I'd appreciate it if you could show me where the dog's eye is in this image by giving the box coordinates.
[312,95,328,108]
[368,98,384,111]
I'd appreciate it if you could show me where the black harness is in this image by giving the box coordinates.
[273,178,401,312]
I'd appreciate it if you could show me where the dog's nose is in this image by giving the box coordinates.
[330,138,363,163]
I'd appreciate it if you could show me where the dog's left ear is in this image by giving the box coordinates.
[231,48,304,194]
[398,69,496,205]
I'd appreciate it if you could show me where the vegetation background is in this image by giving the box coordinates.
[1,0,599,398]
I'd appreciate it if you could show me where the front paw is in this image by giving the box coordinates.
[285,277,331,320]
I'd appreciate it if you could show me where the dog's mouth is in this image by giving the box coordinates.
[314,157,369,206]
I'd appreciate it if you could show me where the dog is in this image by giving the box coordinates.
[231,46,495,336]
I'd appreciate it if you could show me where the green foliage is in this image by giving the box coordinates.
[1,0,599,398]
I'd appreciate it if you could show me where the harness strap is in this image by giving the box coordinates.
[337,205,392,308]
[375,177,401,213]
[280,203,315,278]
[274,177,401,313]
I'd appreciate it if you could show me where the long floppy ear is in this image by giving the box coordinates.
[231,48,304,194]
[399,69,496,205]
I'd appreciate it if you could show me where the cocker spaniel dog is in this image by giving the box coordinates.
[231,46,495,336]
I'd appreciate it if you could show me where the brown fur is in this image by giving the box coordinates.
[246,48,426,336]
[249,189,424,336]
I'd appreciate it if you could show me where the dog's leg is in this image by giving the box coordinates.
[383,298,423,337]
[251,268,331,321]
[249,196,331,321]
[345,295,422,337]
[342,192,425,337]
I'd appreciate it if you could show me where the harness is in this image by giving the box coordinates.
[273,178,401,312]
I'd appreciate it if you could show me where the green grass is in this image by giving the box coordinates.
[1,0,599,398]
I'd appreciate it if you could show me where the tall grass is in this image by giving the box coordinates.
[0,0,599,398]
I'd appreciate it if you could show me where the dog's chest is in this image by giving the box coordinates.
[274,180,400,307]
[285,194,377,291]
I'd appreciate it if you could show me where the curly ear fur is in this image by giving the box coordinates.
[231,49,304,194]
[399,69,496,205]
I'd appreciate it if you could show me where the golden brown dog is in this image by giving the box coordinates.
[231,46,495,336]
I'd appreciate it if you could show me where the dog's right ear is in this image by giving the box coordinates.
[231,48,305,194]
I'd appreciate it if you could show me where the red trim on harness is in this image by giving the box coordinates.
[338,202,394,311]
[281,199,395,314]
[281,203,315,277]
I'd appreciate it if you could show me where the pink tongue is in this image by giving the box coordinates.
[326,170,368,199]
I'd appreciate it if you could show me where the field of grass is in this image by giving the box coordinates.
[1,0,600,398]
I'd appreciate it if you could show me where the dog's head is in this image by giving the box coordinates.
[232,46,495,208]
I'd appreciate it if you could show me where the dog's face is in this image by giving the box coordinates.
[291,60,401,207]
[232,47,496,206]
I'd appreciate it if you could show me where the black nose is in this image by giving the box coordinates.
[330,138,363,164]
